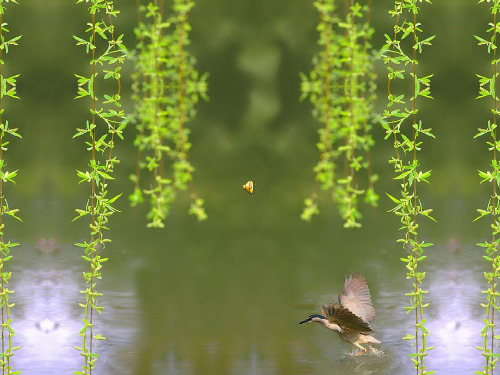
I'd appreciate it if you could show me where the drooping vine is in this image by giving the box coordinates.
[130,0,208,228]
[301,0,378,228]
[381,1,435,373]
[73,1,127,373]
[0,1,21,374]
[475,1,500,373]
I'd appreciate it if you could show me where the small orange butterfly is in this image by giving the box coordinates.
[243,180,254,194]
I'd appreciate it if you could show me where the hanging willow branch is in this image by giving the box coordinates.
[130,0,208,228]
[0,1,21,374]
[475,1,500,373]
[382,1,435,374]
[73,0,127,373]
[301,0,378,228]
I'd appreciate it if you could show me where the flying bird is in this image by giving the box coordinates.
[299,273,380,355]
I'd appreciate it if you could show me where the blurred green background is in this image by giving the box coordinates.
[1,0,496,374]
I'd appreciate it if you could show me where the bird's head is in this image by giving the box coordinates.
[299,314,327,324]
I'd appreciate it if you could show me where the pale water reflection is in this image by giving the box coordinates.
[425,248,484,373]
[11,243,138,375]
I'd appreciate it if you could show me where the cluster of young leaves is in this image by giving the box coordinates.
[130,0,208,228]
[474,1,500,373]
[73,1,127,373]
[0,2,21,374]
[300,0,379,228]
[381,1,435,374]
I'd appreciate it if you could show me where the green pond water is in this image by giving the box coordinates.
[0,0,496,374]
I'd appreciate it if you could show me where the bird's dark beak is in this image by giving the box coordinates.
[299,318,310,324]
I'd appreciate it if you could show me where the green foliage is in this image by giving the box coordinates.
[474,1,500,373]
[300,0,378,228]
[0,2,21,374]
[73,0,126,373]
[131,0,208,228]
[381,1,435,373]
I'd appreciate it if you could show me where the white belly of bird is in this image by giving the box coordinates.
[341,331,381,345]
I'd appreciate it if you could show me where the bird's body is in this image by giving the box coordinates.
[299,273,380,355]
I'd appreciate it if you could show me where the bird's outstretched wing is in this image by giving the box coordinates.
[338,273,376,322]
[320,303,373,333]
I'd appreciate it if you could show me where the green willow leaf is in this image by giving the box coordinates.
[130,0,208,227]
[382,1,434,373]
[73,0,127,373]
